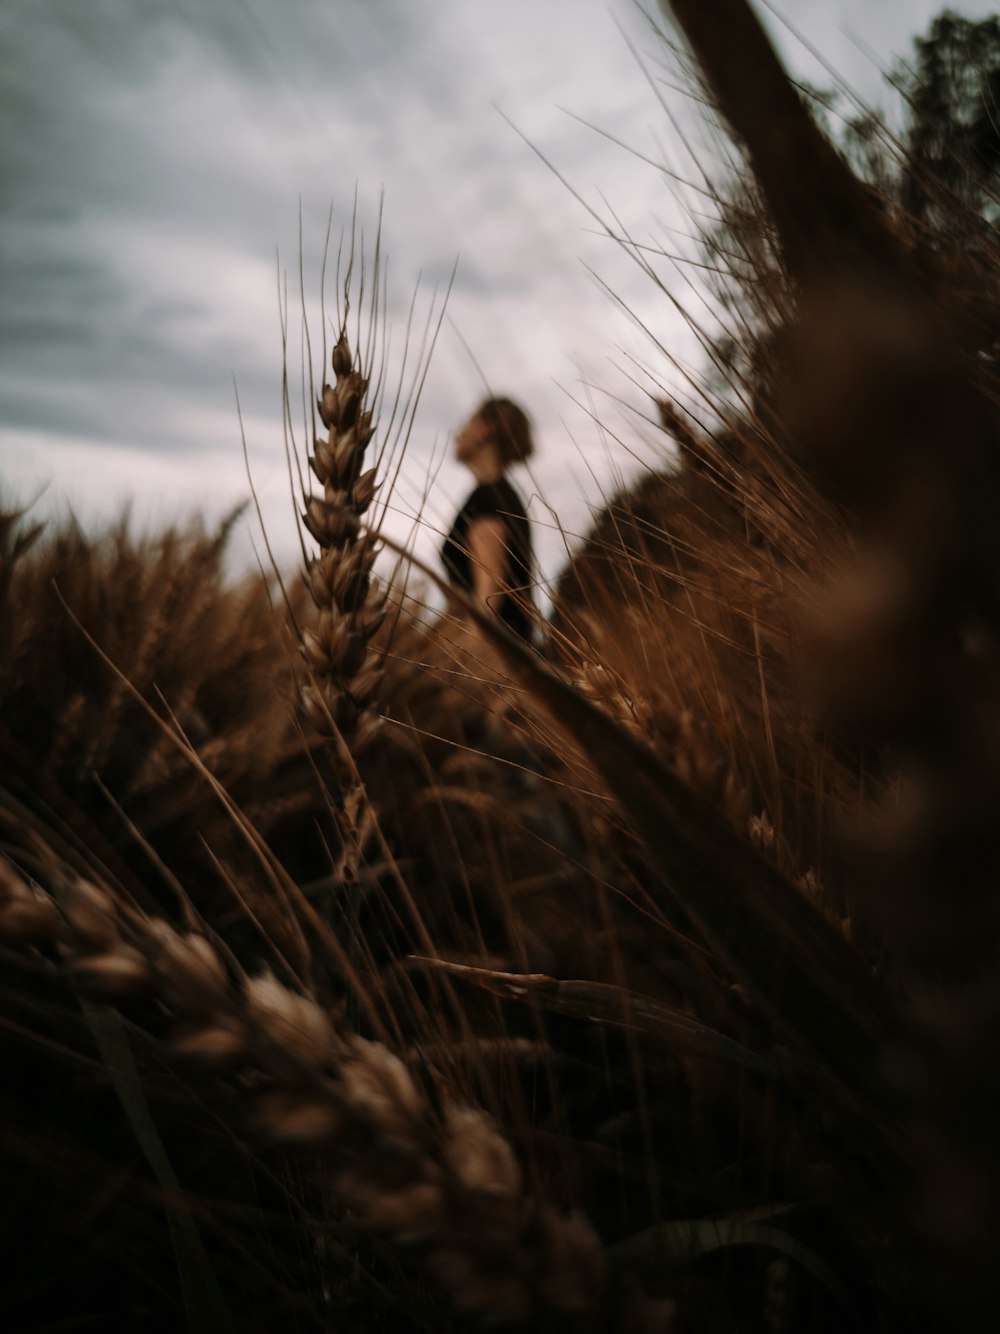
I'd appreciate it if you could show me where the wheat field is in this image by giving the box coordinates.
[4,3,1000,1330]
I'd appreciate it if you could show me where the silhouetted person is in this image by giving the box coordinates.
[441,397,536,643]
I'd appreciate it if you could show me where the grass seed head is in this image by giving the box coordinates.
[336,1167,445,1241]
[442,1106,523,1213]
[244,970,337,1069]
[62,879,119,952]
[340,1037,425,1150]
[145,921,228,1014]
[170,1017,251,1071]
[0,869,62,946]
[68,946,151,999]
[254,1087,346,1147]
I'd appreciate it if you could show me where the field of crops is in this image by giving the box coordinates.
[4,4,1000,1330]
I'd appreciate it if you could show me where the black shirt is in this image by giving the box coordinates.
[441,479,535,641]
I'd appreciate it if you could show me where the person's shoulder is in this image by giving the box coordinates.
[475,479,526,516]
[466,481,509,514]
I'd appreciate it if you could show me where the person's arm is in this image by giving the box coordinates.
[466,515,509,611]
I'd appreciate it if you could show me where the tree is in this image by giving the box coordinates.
[896,10,1000,229]
[691,7,1000,417]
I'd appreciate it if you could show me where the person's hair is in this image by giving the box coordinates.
[475,397,535,465]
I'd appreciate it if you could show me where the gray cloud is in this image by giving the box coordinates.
[3,0,995,590]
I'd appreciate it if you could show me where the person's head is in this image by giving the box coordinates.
[455,397,534,475]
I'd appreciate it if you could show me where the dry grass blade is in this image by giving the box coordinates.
[413,957,776,1076]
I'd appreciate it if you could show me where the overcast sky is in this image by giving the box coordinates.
[2,0,996,600]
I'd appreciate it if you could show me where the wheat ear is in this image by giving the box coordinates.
[0,858,641,1328]
[299,328,386,879]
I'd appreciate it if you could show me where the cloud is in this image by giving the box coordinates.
[4,0,984,599]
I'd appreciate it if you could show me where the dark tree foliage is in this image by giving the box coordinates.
[896,10,1000,227]
[703,8,1000,408]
